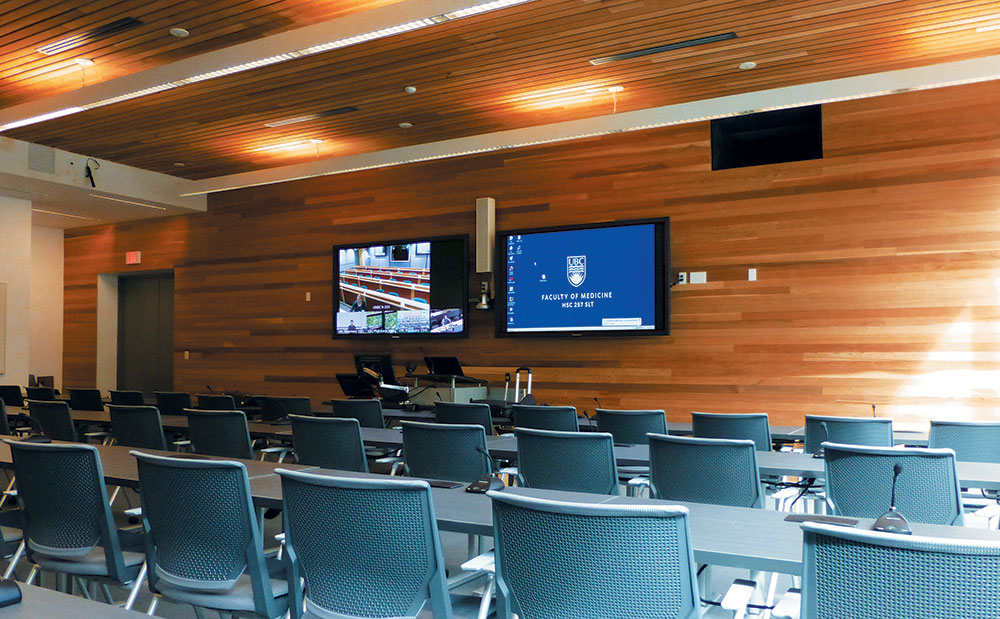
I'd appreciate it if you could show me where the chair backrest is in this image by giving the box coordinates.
[515,428,618,494]
[929,420,1000,463]
[154,391,193,416]
[434,402,494,434]
[290,415,368,472]
[0,386,24,408]
[0,400,12,436]
[260,396,312,422]
[691,412,772,452]
[109,405,168,451]
[804,415,892,454]
[511,405,579,432]
[648,434,763,508]
[110,390,147,406]
[4,440,131,581]
[132,451,284,617]
[490,491,700,619]
[595,409,667,444]
[277,470,452,619]
[196,393,236,411]
[185,409,254,459]
[800,521,1000,619]
[27,400,77,442]
[68,388,105,411]
[823,443,963,525]
[329,399,384,428]
[25,386,57,401]
[401,421,490,483]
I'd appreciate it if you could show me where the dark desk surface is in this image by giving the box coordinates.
[0,584,140,618]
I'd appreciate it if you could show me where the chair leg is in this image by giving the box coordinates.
[101,583,114,604]
[477,574,495,619]
[108,486,121,506]
[25,565,38,585]
[124,562,147,610]
[0,475,15,510]
[3,541,24,579]
[146,594,160,615]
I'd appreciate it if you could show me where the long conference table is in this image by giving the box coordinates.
[0,439,998,576]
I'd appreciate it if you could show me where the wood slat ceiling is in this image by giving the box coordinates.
[6,0,1000,180]
[0,0,402,108]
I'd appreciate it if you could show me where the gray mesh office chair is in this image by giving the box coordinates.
[511,405,579,432]
[277,470,452,619]
[185,409,254,459]
[0,386,24,408]
[515,428,618,494]
[68,388,105,411]
[27,400,77,442]
[327,399,385,428]
[793,521,1000,619]
[132,451,288,618]
[803,416,892,454]
[196,393,236,410]
[25,387,57,401]
[0,400,13,436]
[692,412,772,452]
[401,421,490,482]
[154,392,192,417]
[110,390,146,406]
[929,420,1000,463]
[595,409,667,444]
[260,396,312,423]
[648,434,764,508]
[823,442,963,525]
[4,440,147,609]
[289,415,368,472]
[435,402,494,434]
[490,491,700,619]
[109,405,169,451]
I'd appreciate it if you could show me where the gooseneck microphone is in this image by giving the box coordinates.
[466,445,506,493]
[872,463,912,535]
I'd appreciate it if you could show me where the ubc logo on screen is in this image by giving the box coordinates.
[567,255,586,287]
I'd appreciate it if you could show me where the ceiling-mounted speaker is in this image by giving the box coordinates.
[476,197,495,274]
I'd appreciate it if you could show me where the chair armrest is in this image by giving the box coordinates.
[771,588,801,619]
[460,550,495,574]
[720,578,757,619]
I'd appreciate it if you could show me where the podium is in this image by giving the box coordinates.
[406,374,487,407]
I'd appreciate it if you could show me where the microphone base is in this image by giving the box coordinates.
[466,476,506,494]
[872,509,912,535]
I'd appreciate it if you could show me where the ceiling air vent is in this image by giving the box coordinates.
[37,17,143,55]
[589,32,737,65]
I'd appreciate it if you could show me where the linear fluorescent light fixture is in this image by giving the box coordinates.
[31,208,97,220]
[37,17,143,55]
[589,32,737,65]
[1,0,531,133]
[89,194,167,210]
[265,106,358,128]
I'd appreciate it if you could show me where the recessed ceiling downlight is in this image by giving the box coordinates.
[169,28,190,38]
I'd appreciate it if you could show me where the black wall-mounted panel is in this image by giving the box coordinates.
[711,105,823,170]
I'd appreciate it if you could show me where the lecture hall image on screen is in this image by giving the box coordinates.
[335,242,463,335]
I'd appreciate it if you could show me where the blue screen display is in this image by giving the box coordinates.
[503,223,658,332]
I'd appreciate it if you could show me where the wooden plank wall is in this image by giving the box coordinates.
[64,79,1000,427]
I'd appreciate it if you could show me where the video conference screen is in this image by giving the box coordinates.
[333,236,467,337]
[498,220,668,336]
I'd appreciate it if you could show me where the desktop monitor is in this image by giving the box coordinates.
[353,354,397,385]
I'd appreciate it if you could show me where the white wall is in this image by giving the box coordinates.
[30,225,63,389]
[0,198,32,384]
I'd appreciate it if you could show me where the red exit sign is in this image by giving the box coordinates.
[125,251,141,265]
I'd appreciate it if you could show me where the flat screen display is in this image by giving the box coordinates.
[333,235,467,338]
[497,219,668,336]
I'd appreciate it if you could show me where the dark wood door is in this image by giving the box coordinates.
[118,272,174,396]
